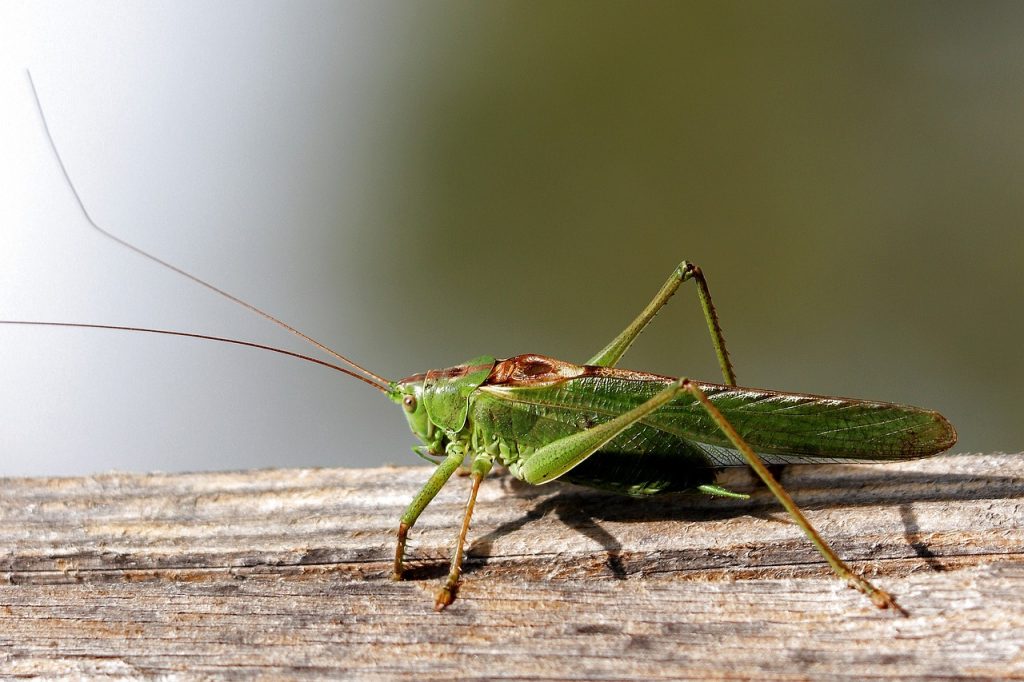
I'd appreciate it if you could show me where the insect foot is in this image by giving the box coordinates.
[393,522,410,580]
[434,581,458,611]
[860,581,908,617]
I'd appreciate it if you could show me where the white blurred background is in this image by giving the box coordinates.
[1,1,1022,476]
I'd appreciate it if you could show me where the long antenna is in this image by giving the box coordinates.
[0,321,389,393]
[26,71,391,389]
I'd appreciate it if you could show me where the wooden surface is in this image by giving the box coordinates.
[1,453,1022,680]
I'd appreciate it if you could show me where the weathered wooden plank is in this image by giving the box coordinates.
[1,454,1022,679]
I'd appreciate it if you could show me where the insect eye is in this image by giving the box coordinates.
[403,395,417,412]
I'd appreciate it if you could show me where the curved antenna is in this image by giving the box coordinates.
[26,71,391,388]
[0,320,390,393]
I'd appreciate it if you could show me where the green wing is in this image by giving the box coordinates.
[477,374,956,467]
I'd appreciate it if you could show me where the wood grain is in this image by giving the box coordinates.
[1,454,1023,679]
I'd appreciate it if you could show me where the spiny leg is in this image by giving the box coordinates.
[435,455,493,610]
[394,445,465,580]
[683,379,906,615]
[586,261,736,386]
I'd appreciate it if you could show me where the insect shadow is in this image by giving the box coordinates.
[459,463,1024,580]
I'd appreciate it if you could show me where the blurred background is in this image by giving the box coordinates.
[0,1,1021,476]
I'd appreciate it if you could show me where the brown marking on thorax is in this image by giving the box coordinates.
[485,354,675,387]
[399,363,494,386]
[401,354,682,389]
[424,363,492,383]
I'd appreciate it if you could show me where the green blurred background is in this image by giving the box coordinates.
[2,1,1021,474]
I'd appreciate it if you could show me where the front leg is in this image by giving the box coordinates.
[393,443,465,580]
[434,453,493,610]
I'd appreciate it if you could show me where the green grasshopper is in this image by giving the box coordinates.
[12,74,956,615]
[385,262,955,613]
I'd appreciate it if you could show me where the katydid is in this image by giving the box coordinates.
[8,73,956,615]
